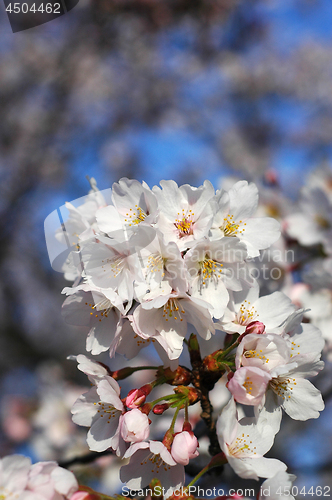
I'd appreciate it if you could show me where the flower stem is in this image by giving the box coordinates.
[111,365,160,380]
[219,338,240,359]
[170,404,181,433]
[150,394,178,406]
[184,402,189,422]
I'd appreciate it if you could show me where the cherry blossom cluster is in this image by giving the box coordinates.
[0,454,78,500]
[281,167,332,361]
[13,176,324,500]
[60,177,280,365]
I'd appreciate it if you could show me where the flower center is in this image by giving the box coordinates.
[141,453,171,473]
[244,349,269,364]
[0,488,20,499]
[101,256,125,279]
[124,205,148,226]
[174,209,194,237]
[94,401,120,423]
[242,376,254,395]
[86,298,114,322]
[237,300,259,326]
[133,333,152,348]
[199,257,223,288]
[221,214,246,237]
[163,298,185,322]
[270,377,297,400]
[290,340,301,357]
[228,434,257,457]
[146,254,165,281]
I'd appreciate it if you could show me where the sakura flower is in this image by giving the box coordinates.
[171,431,199,465]
[62,285,124,355]
[235,333,291,374]
[267,354,324,421]
[52,180,109,281]
[0,454,31,499]
[70,354,109,383]
[55,179,108,248]
[287,285,332,358]
[238,310,326,420]
[71,369,125,454]
[227,366,271,406]
[0,455,78,500]
[96,178,158,236]
[259,471,297,500]
[284,185,332,254]
[120,409,150,443]
[184,238,252,319]
[134,227,189,299]
[153,180,215,250]
[120,441,185,496]
[210,181,280,258]
[81,232,145,307]
[26,460,78,500]
[132,281,215,360]
[216,398,286,480]
[273,308,325,361]
[217,287,295,335]
[110,316,152,360]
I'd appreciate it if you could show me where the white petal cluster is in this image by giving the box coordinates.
[0,454,78,500]
[51,176,326,496]
[60,177,280,364]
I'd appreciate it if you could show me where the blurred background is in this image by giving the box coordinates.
[1,0,332,497]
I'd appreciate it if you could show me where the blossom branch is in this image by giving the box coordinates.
[188,334,222,456]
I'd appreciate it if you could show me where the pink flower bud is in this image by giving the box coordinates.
[153,403,170,415]
[125,384,153,409]
[70,493,90,500]
[120,408,150,443]
[70,492,100,500]
[125,389,146,409]
[245,321,265,335]
[171,431,199,465]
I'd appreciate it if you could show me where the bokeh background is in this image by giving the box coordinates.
[1,0,332,497]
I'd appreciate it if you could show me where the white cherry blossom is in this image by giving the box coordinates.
[0,455,78,500]
[71,370,125,454]
[184,238,251,319]
[217,398,286,480]
[210,181,280,258]
[217,287,295,335]
[153,179,215,250]
[96,178,158,237]
[267,354,324,421]
[284,185,332,254]
[132,282,215,360]
[62,285,124,355]
[120,441,185,497]
[235,333,291,374]
[120,409,150,443]
[81,233,145,307]
[227,366,271,406]
[259,470,297,500]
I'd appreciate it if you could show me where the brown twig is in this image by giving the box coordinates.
[188,334,222,456]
